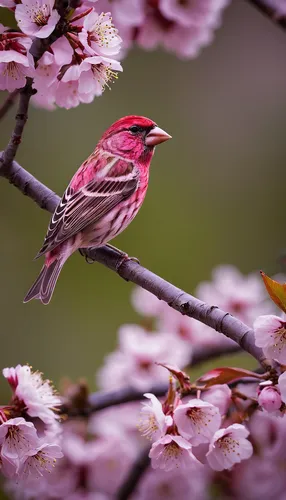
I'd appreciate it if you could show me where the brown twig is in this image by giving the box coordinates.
[246,0,286,31]
[0,80,34,170]
[0,90,19,121]
[63,342,243,417]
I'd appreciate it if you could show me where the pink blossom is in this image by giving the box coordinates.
[135,466,209,500]
[232,454,286,500]
[278,371,286,403]
[131,286,162,317]
[79,11,122,57]
[97,325,190,391]
[87,437,136,495]
[196,265,269,326]
[0,0,15,8]
[202,384,231,416]
[253,315,286,363]
[159,0,230,28]
[258,386,282,413]
[263,0,286,16]
[139,393,171,441]
[0,418,38,472]
[174,399,221,445]
[15,0,60,38]
[206,423,253,471]
[0,29,34,91]
[34,36,73,89]
[149,434,200,472]
[4,365,61,425]
[78,56,122,96]
[18,443,63,482]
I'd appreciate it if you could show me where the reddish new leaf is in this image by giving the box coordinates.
[157,363,192,391]
[196,367,262,388]
[261,271,286,313]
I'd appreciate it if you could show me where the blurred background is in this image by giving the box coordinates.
[0,0,285,407]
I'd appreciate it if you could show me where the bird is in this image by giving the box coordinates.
[24,115,171,305]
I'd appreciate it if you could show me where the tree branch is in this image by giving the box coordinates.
[0,158,267,367]
[0,80,34,170]
[246,0,286,31]
[0,90,19,121]
[116,447,150,500]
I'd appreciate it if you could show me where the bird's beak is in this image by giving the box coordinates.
[145,126,172,147]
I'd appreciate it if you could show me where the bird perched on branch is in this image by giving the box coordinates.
[24,115,171,304]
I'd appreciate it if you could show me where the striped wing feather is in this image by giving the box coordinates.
[36,163,139,258]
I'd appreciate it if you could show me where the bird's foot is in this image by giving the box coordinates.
[106,244,140,265]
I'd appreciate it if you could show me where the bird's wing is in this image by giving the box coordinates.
[36,160,139,258]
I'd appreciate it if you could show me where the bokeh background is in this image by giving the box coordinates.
[0,0,285,417]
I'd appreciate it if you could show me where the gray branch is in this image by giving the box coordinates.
[246,0,286,31]
[0,156,267,366]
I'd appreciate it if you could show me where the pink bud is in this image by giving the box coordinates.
[258,386,282,413]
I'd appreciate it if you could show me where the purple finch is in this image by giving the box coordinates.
[24,115,171,304]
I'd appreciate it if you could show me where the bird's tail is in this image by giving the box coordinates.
[23,259,64,305]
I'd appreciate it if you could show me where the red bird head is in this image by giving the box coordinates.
[99,115,171,163]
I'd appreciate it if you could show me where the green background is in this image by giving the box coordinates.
[0,1,285,409]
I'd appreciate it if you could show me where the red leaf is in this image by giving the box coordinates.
[261,271,286,313]
[157,363,192,391]
[196,367,262,388]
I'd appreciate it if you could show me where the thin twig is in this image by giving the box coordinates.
[0,90,19,121]
[0,157,268,366]
[246,0,286,31]
[0,80,34,170]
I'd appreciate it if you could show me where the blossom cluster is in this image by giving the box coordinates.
[0,365,62,488]
[0,0,232,109]
[0,0,122,108]
[2,264,286,499]
[95,0,231,60]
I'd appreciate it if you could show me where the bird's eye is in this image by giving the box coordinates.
[129,125,140,134]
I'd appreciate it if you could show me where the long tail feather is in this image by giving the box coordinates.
[23,260,64,305]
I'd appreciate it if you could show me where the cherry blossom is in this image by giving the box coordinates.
[97,325,190,391]
[278,371,286,403]
[79,11,122,57]
[77,56,122,96]
[197,265,270,326]
[135,466,208,500]
[3,365,61,424]
[159,0,230,28]
[253,314,286,364]
[139,393,171,441]
[0,27,34,92]
[0,418,38,472]
[18,443,63,482]
[15,0,60,38]
[201,384,232,416]
[149,434,200,472]
[258,386,282,413]
[206,424,253,471]
[173,399,221,445]
[0,0,15,8]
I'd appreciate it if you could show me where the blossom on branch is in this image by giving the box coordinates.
[149,434,200,472]
[258,385,282,413]
[253,314,286,364]
[196,265,269,326]
[0,26,34,91]
[173,399,221,445]
[15,0,60,38]
[206,423,253,471]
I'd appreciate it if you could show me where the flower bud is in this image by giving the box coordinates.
[258,386,282,413]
